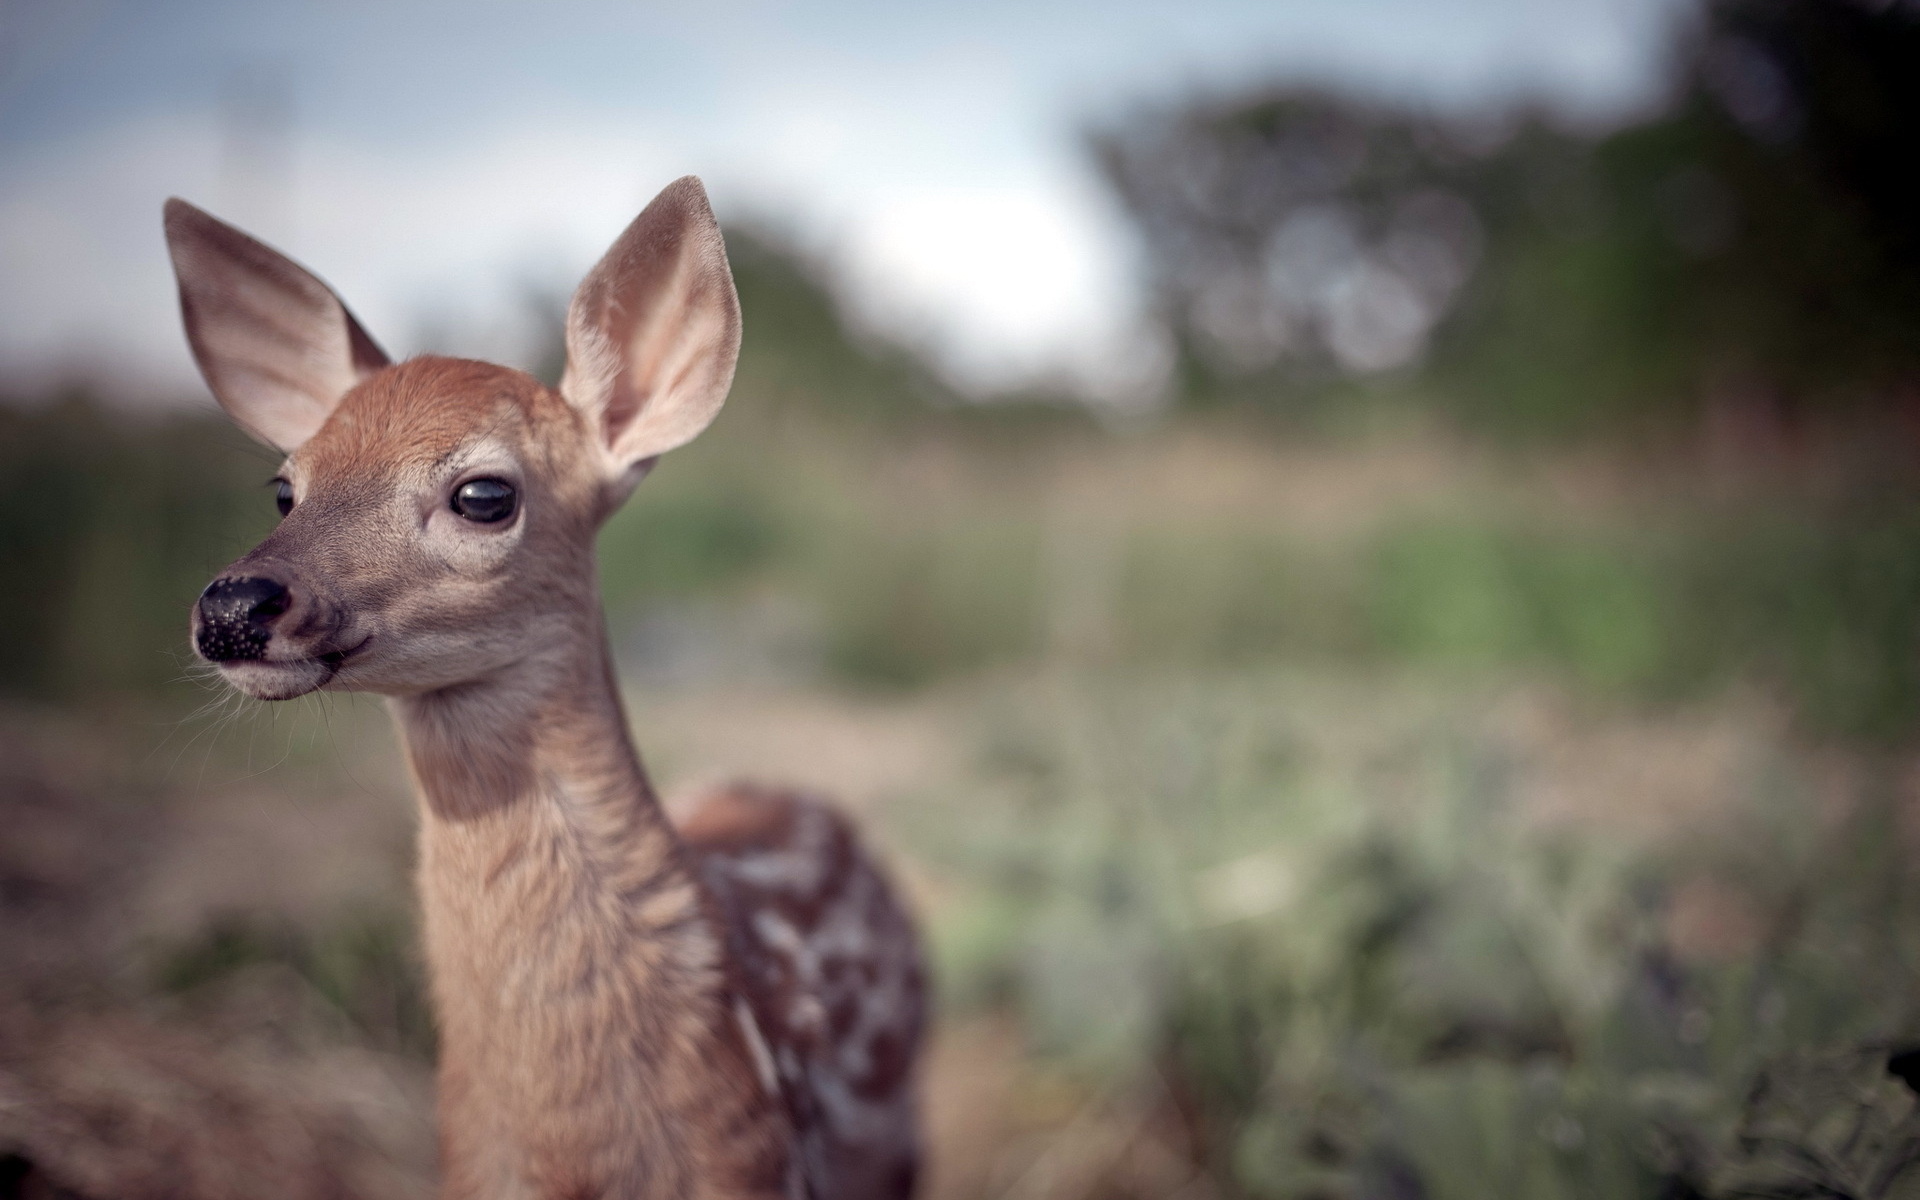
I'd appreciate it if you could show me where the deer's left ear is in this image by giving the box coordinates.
[560,176,742,490]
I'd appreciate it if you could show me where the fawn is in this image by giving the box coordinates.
[168,177,926,1200]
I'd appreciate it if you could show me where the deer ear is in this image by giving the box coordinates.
[559,176,741,486]
[163,198,389,452]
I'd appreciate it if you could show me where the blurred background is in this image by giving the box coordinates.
[6,0,1920,1196]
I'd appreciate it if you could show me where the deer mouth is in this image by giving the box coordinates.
[216,638,368,701]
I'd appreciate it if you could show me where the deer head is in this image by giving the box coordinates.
[171,177,742,701]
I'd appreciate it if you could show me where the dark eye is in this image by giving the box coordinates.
[273,478,293,517]
[452,478,517,523]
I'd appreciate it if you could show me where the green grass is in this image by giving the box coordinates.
[14,393,1920,750]
[904,670,1920,1198]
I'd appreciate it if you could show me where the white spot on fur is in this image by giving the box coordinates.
[734,994,781,1097]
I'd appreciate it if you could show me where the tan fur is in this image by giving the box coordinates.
[265,360,795,1199]
[169,181,924,1200]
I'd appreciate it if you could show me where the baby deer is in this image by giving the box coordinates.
[167,178,926,1200]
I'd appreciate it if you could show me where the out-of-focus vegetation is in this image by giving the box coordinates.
[1094,0,1920,439]
[18,386,1920,741]
[912,675,1920,1199]
[11,3,1920,734]
[0,399,276,699]
[6,1,1920,1197]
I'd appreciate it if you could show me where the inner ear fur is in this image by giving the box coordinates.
[559,176,742,478]
[163,198,389,451]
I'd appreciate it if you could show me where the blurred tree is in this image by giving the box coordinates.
[1660,0,1920,412]
[1091,89,1502,393]
[1094,0,1920,441]
[725,228,953,423]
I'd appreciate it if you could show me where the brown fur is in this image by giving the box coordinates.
[172,180,926,1200]
[681,787,926,1200]
[251,359,802,1199]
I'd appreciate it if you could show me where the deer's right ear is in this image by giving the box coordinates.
[163,198,389,452]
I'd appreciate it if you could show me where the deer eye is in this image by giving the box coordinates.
[273,478,293,517]
[452,478,517,523]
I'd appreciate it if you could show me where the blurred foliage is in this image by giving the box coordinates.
[1092,0,1920,438]
[0,396,277,700]
[154,910,436,1060]
[16,377,1920,741]
[11,0,1920,733]
[909,675,1920,1199]
[1364,498,1920,742]
[2,8,1918,1196]
[724,229,955,424]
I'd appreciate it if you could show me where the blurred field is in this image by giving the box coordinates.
[8,389,1920,1197]
[8,2,1920,1194]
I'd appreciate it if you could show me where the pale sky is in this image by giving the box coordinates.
[0,0,1686,403]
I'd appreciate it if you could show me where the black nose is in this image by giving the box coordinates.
[196,576,292,662]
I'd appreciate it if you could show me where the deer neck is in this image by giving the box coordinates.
[392,616,689,934]
[393,614,665,840]
[387,617,780,1197]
